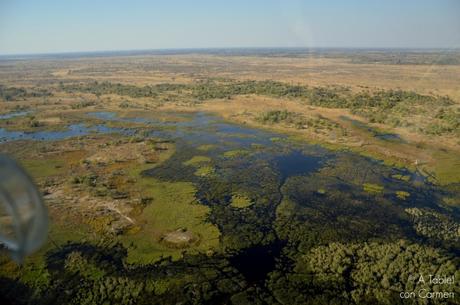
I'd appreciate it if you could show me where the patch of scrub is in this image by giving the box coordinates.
[392,174,411,182]
[405,208,460,242]
[363,183,384,194]
[223,149,250,158]
[396,190,410,200]
[317,188,327,195]
[194,166,215,177]
[183,155,211,166]
[120,180,220,264]
[231,193,253,208]
[197,144,217,151]
[442,196,460,208]
[250,143,264,150]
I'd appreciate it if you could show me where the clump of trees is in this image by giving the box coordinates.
[189,80,350,104]
[191,80,312,101]
[70,100,96,109]
[257,110,339,131]
[27,115,43,128]
[348,90,458,136]
[0,241,251,305]
[0,85,52,101]
[61,81,187,99]
[405,208,460,243]
[256,110,338,130]
[268,240,460,305]
[257,110,297,124]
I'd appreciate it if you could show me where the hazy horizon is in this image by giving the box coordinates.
[1,0,460,55]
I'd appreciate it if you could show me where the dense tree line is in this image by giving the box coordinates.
[256,110,339,130]
[2,239,457,304]
[61,81,187,99]
[405,208,460,243]
[268,240,459,305]
[0,85,52,101]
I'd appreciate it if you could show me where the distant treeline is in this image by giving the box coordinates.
[60,80,459,136]
[346,52,460,65]
[60,81,187,98]
[60,79,326,101]
[60,79,455,107]
[0,85,52,101]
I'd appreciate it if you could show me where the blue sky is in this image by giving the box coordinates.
[0,0,459,54]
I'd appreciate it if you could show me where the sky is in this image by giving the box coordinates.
[0,0,459,55]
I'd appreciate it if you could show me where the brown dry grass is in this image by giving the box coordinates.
[2,55,459,101]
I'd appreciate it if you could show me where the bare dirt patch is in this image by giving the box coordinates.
[161,229,199,248]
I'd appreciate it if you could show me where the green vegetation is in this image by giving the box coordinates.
[405,208,460,243]
[182,155,214,177]
[0,85,52,101]
[20,159,66,178]
[61,81,187,99]
[70,100,96,109]
[362,183,384,194]
[191,79,312,100]
[120,178,220,263]
[197,144,217,151]
[349,91,458,136]
[194,165,215,177]
[391,174,411,182]
[182,155,211,166]
[1,101,459,304]
[395,190,410,200]
[257,110,339,131]
[429,150,460,185]
[1,242,247,305]
[257,110,297,124]
[230,193,253,208]
[317,188,326,195]
[268,240,459,305]
[223,149,250,158]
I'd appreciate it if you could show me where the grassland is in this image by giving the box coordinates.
[1,132,220,266]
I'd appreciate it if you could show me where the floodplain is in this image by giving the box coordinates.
[0,49,459,304]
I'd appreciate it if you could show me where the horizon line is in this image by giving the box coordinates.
[1,46,459,58]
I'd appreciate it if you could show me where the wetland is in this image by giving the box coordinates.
[1,50,459,305]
